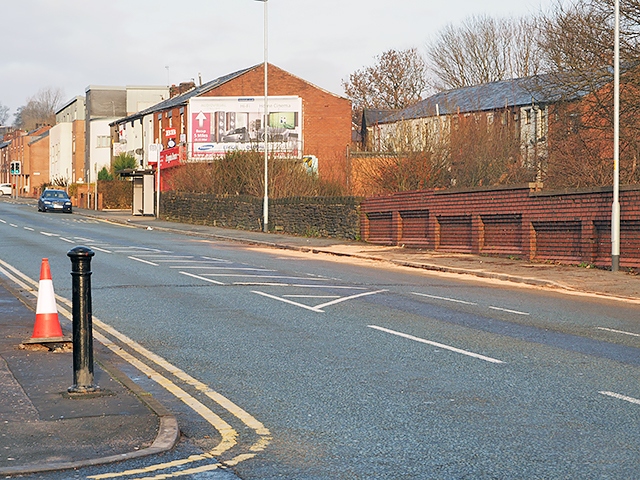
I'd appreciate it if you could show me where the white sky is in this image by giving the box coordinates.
[1,0,556,120]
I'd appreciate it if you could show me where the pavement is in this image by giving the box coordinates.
[1,202,639,477]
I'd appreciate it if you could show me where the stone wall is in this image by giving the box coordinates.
[160,193,361,240]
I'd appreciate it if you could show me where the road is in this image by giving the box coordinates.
[1,200,639,479]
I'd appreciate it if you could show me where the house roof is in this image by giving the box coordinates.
[111,65,256,126]
[380,74,595,124]
[362,109,398,126]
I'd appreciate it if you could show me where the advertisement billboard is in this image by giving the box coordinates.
[188,96,302,159]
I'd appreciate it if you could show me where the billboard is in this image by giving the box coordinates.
[188,96,302,159]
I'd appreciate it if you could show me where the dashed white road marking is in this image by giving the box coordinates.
[599,391,640,405]
[412,292,477,305]
[313,289,387,309]
[488,306,530,316]
[59,237,75,243]
[23,226,34,231]
[253,290,323,312]
[40,231,59,236]
[90,246,112,254]
[283,295,340,299]
[597,327,640,338]
[170,266,274,271]
[253,288,386,312]
[179,271,226,285]
[9,223,17,227]
[368,325,504,364]
[129,256,158,266]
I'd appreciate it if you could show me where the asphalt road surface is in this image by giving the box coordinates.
[1,201,639,479]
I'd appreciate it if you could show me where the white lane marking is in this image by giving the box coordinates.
[0,219,5,223]
[179,271,226,285]
[253,290,323,312]
[599,391,640,405]
[283,295,340,299]
[488,306,530,316]
[314,289,387,309]
[90,246,112,254]
[201,274,328,281]
[40,231,59,237]
[60,237,75,243]
[0,259,270,478]
[235,283,366,289]
[129,256,159,266]
[368,325,504,364]
[9,223,17,227]
[135,255,192,259]
[597,327,640,338]
[253,289,386,312]
[169,266,275,271]
[74,236,94,241]
[201,256,232,261]
[114,247,167,253]
[412,292,477,305]
[23,226,34,231]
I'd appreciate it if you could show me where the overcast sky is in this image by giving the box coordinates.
[1,0,556,121]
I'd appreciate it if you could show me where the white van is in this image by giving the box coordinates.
[0,184,11,196]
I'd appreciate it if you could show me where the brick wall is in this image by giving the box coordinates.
[161,193,361,240]
[361,184,640,268]
[200,64,352,186]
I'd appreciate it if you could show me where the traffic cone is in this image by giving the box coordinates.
[25,258,66,343]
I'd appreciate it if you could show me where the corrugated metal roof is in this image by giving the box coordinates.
[380,74,595,123]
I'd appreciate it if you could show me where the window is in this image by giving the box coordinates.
[96,136,110,148]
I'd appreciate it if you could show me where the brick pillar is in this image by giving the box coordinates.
[472,215,484,254]
[581,220,597,264]
[392,211,402,245]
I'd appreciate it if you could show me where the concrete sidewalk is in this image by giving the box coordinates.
[0,280,178,476]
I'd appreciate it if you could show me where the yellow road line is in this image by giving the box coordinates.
[0,258,271,478]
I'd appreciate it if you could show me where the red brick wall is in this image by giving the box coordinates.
[361,184,640,268]
[28,134,50,193]
[200,64,352,186]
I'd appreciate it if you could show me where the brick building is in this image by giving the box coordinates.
[111,63,352,187]
[2,127,51,195]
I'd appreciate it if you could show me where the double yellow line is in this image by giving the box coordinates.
[0,259,271,479]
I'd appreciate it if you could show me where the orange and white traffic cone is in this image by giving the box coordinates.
[26,258,66,343]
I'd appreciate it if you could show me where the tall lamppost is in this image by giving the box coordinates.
[255,0,269,232]
[612,0,620,271]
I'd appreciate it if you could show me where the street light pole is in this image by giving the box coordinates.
[255,0,269,232]
[612,0,620,271]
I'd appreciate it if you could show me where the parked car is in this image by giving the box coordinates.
[0,183,12,196]
[38,189,72,213]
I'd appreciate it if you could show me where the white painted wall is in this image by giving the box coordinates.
[49,123,73,184]
[87,119,114,182]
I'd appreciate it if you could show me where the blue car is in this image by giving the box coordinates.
[38,189,73,213]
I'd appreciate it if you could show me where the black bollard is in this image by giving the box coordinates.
[67,246,99,394]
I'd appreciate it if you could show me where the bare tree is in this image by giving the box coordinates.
[0,102,9,125]
[539,0,640,187]
[13,87,64,131]
[342,48,429,124]
[427,15,545,91]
